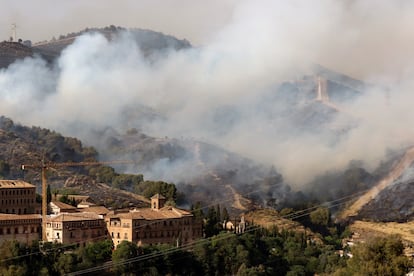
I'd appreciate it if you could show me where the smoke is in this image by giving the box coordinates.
[1,0,414,188]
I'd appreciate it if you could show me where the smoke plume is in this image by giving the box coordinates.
[1,0,414,188]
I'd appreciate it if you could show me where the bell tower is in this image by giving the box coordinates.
[151,194,166,210]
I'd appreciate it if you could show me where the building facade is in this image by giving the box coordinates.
[45,212,107,244]
[0,180,40,214]
[0,214,41,244]
[106,194,203,247]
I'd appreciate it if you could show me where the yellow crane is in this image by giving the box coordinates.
[21,160,133,242]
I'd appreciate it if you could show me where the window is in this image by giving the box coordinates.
[117,233,120,239]
[124,233,128,239]
[14,228,18,234]
[111,232,114,238]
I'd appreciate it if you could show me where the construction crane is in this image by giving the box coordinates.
[21,160,134,242]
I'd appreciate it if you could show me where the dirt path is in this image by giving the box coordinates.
[339,147,414,220]
[226,184,250,210]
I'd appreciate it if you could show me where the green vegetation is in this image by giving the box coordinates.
[0,240,113,275]
[0,221,411,275]
[336,235,411,276]
[88,165,177,203]
[0,160,10,179]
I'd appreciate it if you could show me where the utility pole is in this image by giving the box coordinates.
[21,160,134,242]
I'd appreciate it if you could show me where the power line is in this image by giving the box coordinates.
[65,189,367,275]
[0,184,369,265]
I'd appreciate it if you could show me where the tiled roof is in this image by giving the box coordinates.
[47,212,102,222]
[81,206,110,215]
[108,206,192,220]
[0,180,35,188]
[0,213,41,220]
[77,201,96,207]
[50,201,77,210]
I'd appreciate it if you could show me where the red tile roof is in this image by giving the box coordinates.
[81,206,110,215]
[50,201,77,210]
[0,213,41,220]
[108,206,192,220]
[47,212,102,222]
[0,180,35,188]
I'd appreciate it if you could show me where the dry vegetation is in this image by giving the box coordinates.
[244,208,323,243]
[349,220,414,257]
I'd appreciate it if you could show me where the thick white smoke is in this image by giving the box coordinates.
[1,0,414,187]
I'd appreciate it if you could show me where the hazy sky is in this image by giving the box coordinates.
[0,0,237,45]
[1,0,414,186]
[1,0,414,79]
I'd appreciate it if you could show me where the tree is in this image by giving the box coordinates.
[216,204,221,223]
[205,207,220,237]
[310,207,330,227]
[54,253,76,274]
[0,241,27,275]
[222,207,230,221]
[78,240,113,268]
[0,160,10,178]
[46,185,52,204]
[112,241,139,274]
[191,202,204,219]
[59,194,70,204]
[342,235,411,275]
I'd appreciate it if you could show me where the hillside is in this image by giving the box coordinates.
[349,220,414,257]
[0,42,33,68]
[92,127,293,213]
[0,116,149,208]
[337,147,414,222]
[0,25,191,70]
[244,209,323,243]
[1,25,413,222]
